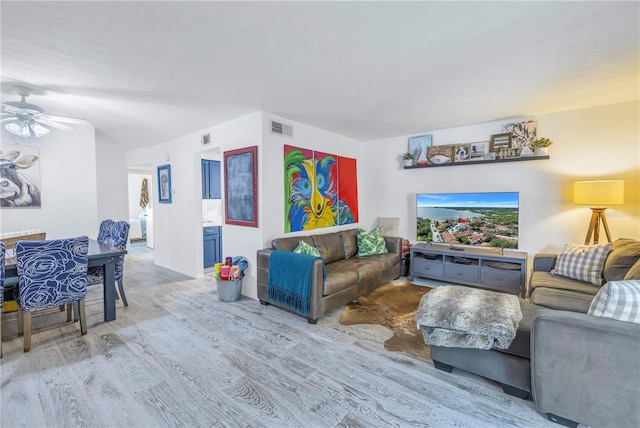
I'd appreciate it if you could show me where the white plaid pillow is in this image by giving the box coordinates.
[588,280,640,324]
[552,242,612,286]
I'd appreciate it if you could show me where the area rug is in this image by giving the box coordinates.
[339,279,432,361]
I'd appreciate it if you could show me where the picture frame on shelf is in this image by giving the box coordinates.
[505,148,521,159]
[454,144,472,162]
[490,133,512,152]
[157,164,172,204]
[224,145,258,227]
[408,134,432,165]
[470,141,489,159]
[427,144,455,164]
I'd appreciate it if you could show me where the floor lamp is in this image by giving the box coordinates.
[573,180,625,244]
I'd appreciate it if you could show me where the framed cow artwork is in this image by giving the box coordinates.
[0,143,41,207]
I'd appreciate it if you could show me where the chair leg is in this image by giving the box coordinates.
[73,302,79,322]
[66,303,73,322]
[77,301,87,335]
[117,279,128,307]
[23,312,32,353]
[0,311,3,359]
[17,306,24,336]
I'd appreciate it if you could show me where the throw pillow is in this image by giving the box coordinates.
[292,240,321,258]
[588,280,640,324]
[603,238,640,282]
[357,227,388,257]
[551,242,612,286]
[624,259,640,280]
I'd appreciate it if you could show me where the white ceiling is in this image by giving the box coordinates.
[1,1,638,150]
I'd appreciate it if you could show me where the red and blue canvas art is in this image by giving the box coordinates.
[284,145,358,232]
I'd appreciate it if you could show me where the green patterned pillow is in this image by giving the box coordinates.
[293,240,321,257]
[357,228,388,257]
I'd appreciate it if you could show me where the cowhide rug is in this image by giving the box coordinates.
[339,279,432,361]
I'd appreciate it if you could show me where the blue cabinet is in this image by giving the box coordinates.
[201,160,221,199]
[203,226,222,268]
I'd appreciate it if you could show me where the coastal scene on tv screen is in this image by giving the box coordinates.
[417,192,519,248]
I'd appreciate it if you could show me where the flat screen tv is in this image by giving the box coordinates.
[416,192,519,249]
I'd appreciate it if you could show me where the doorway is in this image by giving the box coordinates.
[127,164,154,252]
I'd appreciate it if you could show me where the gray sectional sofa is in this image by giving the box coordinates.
[430,238,640,427]
[257,228,401,323]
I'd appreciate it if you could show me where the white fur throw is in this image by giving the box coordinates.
[415,285,522,350]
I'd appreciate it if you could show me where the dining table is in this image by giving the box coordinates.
[3,239,127,322]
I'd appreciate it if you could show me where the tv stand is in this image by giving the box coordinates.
[410,243,527,297]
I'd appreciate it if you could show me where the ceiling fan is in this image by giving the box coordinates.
[1,85,91,138]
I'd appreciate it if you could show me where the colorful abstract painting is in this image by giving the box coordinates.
[284,145,359,232]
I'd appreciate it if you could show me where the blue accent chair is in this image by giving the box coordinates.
[0,242,5,358]
[88,220,130,306]
[15,236,89,353]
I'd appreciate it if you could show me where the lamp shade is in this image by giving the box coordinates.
[573,180,624,205]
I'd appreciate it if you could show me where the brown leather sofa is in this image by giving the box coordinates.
[257,228,401,323]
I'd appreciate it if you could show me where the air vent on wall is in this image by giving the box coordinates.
[201,133,211,145]
[270,120,293,137]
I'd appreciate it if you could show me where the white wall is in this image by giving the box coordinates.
[0,125,99,239]
[260,113,364,246]
[126,112,264,297]
[95,144,129,223]
[361,101,639,265]
[113,100,637,301]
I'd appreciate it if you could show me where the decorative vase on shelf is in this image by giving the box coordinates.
[520,146,534,157]
[404,159,414,167]
[536,147,549,156]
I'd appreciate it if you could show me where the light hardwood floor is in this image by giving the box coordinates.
[1,247,555,427]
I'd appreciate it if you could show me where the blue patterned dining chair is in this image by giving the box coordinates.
[15,236,89,353]
[0,242,6,358]
[88,220,130,307]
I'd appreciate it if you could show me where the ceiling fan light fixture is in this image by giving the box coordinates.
[29,121,50,137]
[5,119,31,137]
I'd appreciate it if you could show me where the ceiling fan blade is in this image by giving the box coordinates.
[43,114,91,126]
[34,118,74,130]
[1,116,18,122]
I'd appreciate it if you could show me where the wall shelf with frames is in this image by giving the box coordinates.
[404,155,549,169]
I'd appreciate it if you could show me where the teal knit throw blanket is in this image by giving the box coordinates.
[268,250,321,316]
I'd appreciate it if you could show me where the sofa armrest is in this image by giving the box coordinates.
[383,236,402,255]
[532,253,557,272]
[531,310,640,427]
[256,248,325,322]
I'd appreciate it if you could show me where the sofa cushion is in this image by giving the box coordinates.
[323,263,359,295]
[530,286,594,313]
[551,242,611,286]
[339,229,358,259]
[588,280,640,324]
[495,299,540,359]
[272,236,314,252]
[603,238,640,282]
[362,252,400,272]
[357,227,388,257]
[293,240,321,257]
[312,233,345,264]
[624,259,640,280]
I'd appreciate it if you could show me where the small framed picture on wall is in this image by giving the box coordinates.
[408,134,432,165]
[157,164,172,204]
